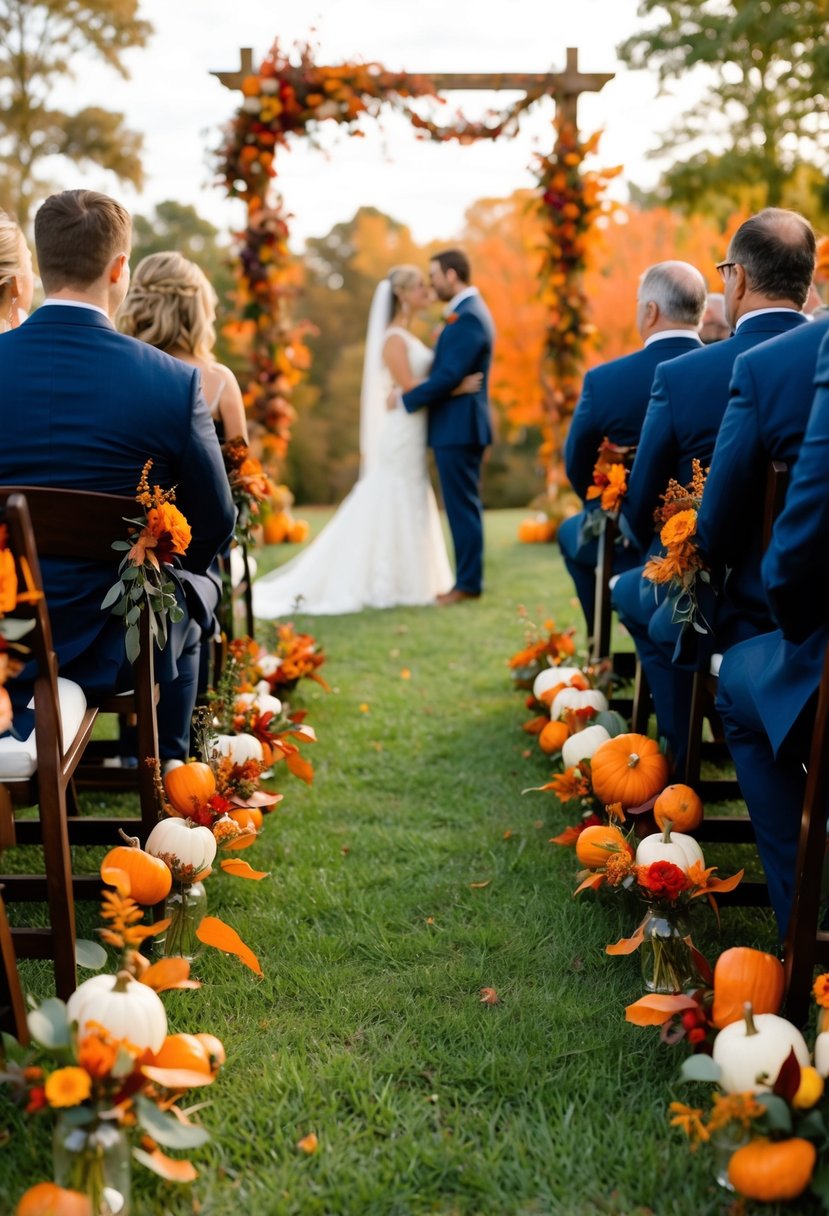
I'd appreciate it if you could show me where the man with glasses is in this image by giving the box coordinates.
[611,208,814,773]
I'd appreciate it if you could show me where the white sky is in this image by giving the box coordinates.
[46,0,704,249]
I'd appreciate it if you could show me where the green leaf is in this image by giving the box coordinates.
[125,604,142,626]
[125,624,141,664]
[112,1043,140,1079]
[756,1092,792,1133]
[28,998,71,1048]
[679,1053,721,1083]
[111,540,132,552]
[75,938,107,970]
[135,1095,210,1149]
[101,581,126,610]
[122,564,141,581]
[808,1160,829,1208]
[797,1108,826,1140]
[1,1031,28,1062]
[55,1104,96,1127]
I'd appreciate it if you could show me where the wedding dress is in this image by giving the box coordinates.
[252,307,453,617]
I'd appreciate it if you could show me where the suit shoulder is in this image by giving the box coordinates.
[739,317,829,371]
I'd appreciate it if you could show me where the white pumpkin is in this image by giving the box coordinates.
[146,817,217,873]
[67,971,167,1052]
[256,654,283,678]
[236,691,282,717]
[210,732,265,765]
[815,1031,829,1077]
[561,724,611,769]
[532,667,583,700]
[550,687,609,722]
[635,824,704,872]
[712,1003,810,1093]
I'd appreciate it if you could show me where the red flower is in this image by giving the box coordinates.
[445,312,459,325]
[638,860,690,902]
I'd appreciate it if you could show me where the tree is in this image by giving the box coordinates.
[0,0,151,224]
[618,1,829,220]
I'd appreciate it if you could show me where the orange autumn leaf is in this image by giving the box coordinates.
[297,1132,319,1154]
[219,858,270,880]
[522,715,548,736]
[479,987,499,1005]
[141,1064,216,1089]
[100,865,131,897]
[469,880,491,889]
[549,825,582,847]
[285,751,314,784]
[196,915,263,975]
[573,872,606,896]
[606,920,646,955]
[625,993,699,1027]
[132,1146,199,1182]
[139,957,201,992]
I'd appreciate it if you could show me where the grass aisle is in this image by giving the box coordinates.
[2,509,791,1215]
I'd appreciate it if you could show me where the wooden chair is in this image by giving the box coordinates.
[783,637,829,1024]
[591,515,641,723]
[0,490,157,998]
[0,880,28,1043]
[212,542,256,685]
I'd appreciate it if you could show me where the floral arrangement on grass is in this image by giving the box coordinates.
[516,513,558,544]
[508,607,577,689]
[102,461,190,661]
[643,459,711,633]
[232,625,329,694]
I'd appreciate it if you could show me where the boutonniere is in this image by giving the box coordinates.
[445,312,459,325]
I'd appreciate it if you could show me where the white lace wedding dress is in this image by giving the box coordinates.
[252,328,453,617]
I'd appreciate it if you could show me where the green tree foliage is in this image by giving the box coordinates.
[618,0,829,222]
[0,0,150,223]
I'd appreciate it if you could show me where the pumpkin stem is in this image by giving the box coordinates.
[114,969,133,993]
[118,829,141,849]
[743,1001,758,1036]
[627,753,640,768]
[661,822,673,844]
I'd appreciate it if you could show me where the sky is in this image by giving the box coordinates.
[47,0,704,250]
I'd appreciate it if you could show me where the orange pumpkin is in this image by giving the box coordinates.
[151,1032,212,1076]
[195,1032,227,1071]
[288,519,310,543]
[590,733,670,809]
[711,946,785,1029]
[263,510,291,544]
[569,672,590,691]
[16,1183,92,1216]
[517,518,544,543]
[164,762,217,818]
[538,720,570,755]
[101,835,172,905]
[575,824,633,870]
[728,1137,816,1202]
[538,682,566,708]
[228,807,264,831]
[653,784,704,833]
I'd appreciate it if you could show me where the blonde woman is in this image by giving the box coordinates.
[0,212,34,333]
[252,265,481,616]
[119,251,247,442]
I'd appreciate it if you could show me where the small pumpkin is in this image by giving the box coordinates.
[288,519,310,543]
[211,732,265,765]
[151,1032,213,1076]
[712,1001,810,1093]
[228,807,264,832]
[15,1183,92,1216]
[561,724,611,770]
[66,970,167,1052]
[101,833,172,905]
[532,667,583,701]
[728,1137,816,1203]
[653,784,703,833]
[195,1032,227,1071]
[711,946,785,1029]
[591,733,670,808]
[635,823,704,873]
[236,691,283,718]
[145,817,217,879]
[575,823,633,870]
[164,762,216,818]
[538,720,570,755]
[263,510,291,544]
[550,686,608,722]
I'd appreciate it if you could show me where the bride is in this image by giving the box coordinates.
[252,265,481,617]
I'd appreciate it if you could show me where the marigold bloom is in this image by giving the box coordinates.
[668,1101,709,1145]
[813,972,829,1008]
[660,508,697,547]
[0,542,18,613]
[77,1032,118,1080]
[604,851,634,886]
[549,768,590,801]
[707,1091,764,1133]
[45,1066,92,1108]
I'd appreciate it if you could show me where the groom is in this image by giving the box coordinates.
[401,249,494,603]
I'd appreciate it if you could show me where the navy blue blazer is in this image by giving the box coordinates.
[565,334,703,502]
[754,330,829,752]
[402,292,494,448]
[696,316,829,638]
[622,311,808,551]
[0,305,235,690]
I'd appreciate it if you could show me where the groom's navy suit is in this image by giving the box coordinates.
[716,326,829,933]
[402,290,494,595]
[0,303,235,757]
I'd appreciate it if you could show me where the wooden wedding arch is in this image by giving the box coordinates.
[212,41,616,509]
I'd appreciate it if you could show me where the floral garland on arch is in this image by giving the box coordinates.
[216,38,615,487]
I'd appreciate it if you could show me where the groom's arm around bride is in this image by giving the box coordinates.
[401,250,494,601]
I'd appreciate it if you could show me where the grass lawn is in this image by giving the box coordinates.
[1,509,803,1215]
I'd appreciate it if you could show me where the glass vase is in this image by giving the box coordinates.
[710,1125,752,1190]
[53,1112,131,1215]
[156,879,207,961]
[639,907,694,993]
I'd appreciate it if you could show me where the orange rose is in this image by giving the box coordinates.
[660,509,697,548]
[0,544,18,613]
[147,501,191,563]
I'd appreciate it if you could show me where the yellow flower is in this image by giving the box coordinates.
[793,1066,824,1110]
[600,464,628,513]
[45,1066,92,1108]
[707,1091,764,1133]
[813,972,829,1008]
[668,1102,709,1146]
[660,508,697,548]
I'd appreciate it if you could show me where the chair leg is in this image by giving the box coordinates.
[631,659,651,735]
[37,772,77,1000]
[682,671,708,786]
[0,888,28,1043]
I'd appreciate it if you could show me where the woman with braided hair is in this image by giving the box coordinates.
[0,211,34,334]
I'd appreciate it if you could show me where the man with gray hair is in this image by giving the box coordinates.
[700,292,730,343]
[559,260,706,636]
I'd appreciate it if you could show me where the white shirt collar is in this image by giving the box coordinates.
[735,306,801,330]
[444,285,479,316]
[42,298,110,320]
[644,329,703,348]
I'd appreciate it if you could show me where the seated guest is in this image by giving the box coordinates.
[118,251,248,442]
[700,292,730,344]
[0,189,234,762]
[717,327,829,935]
[0,211,34,332]
[613,209,815,771]
[558,260,705,636]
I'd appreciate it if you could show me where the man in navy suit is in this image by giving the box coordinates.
[0,189,234,762]
[559,261,706,635]
[717,327,829,934]
[613,209,815,771]
[402,250,493,604]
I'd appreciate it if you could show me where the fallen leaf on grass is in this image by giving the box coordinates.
[196,916,263,975]
[359,703,370,713]
[219,859,269,880]
[425,916,435,925]
[480,987,499,1005]
[297,1133,318,1154]
[400,668,411,680]
[533,819,544,830]
[503,830,513,840]
[469,880,491,889]
[341,846,350,856]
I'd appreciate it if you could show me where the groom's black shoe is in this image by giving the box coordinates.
[437,588,481,605]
